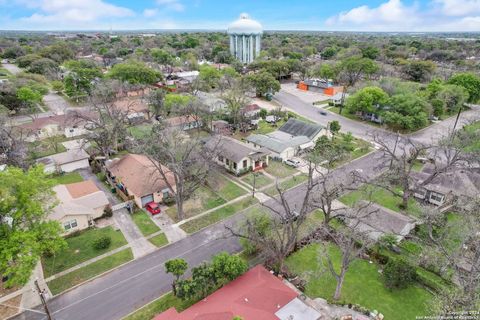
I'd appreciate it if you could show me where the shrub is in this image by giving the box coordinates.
[93,235,112,250]
[103,205,113,218]
[240,238,258,256]
[163,196,175,206]
[383,259,416,289]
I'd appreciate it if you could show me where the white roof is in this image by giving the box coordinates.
[49,183,109,221]
[228,13,263,35]
[275,297,322,320]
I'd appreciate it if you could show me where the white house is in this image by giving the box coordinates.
[246,118,328,160]
[206,136,270,175]
[17,114,88,142]
[37,149,90,173]
[49,180,109,234]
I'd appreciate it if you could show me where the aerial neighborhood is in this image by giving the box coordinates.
[1,3,480,320]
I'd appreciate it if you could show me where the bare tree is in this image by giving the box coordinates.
[222,87,250,132]
[227,161,319,273]
[0,116,29,168]
[72,81,132,159]
[317,202,376,300]
[139,102,219,221]
[420,202,480,313]
[357,132,465,210]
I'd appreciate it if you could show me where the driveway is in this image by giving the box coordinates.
[43,92,73,115]
[2,63,21,75]
[281,82,331,105]
[78,169,156,258]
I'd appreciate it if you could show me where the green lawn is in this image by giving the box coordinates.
[129,124,153,139]
[461,121,480,151]
[47,249,133,295]
[148,233,169,247]
[50,172,84,185]
[132,210,160,236]
[123,292,195,320]
[206,173,247,201]
[286,243,432,320]
[167,186,226,222]
[339,185,422,217]
[411,160,425,172]
[264,160,298,178]
[263,174,308,197]
[240,172,273,188]
[180,197,258,234]
[254,119,286,135]
[42,227,128,278]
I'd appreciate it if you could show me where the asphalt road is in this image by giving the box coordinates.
[14,222,241,320]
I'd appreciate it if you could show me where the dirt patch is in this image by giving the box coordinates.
[0,295,21,320]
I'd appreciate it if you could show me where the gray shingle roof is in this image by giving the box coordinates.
[278,118,323,140]
[207,136,270,163]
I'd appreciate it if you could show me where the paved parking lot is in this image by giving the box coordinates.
[280,83,331,105]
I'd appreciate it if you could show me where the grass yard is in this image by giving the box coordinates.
[49,172,84,185]
[42,226,128,278]
[254,119,286,135]
[286,243,432,320]
[129,124,153,139]
[240,172,273,188]
[461,121,480,152]
[148,233,169,247]
[28,136,70,159]
[206,173,247,201]
[339,185,422,217]
[180,197,258,234]
[48,249,133,295]
[264,160,298,178]
[166,186,226,222]
[123,292,195,320]
[263,174,308,197]
[132,210,160,236]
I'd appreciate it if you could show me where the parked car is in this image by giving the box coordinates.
[145,202,161,215]
[318,110,328,116]
[284,159,301,167]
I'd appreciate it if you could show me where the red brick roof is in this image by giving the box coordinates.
[153,265,297,320]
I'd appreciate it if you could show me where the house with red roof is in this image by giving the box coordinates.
[154,265,321,320]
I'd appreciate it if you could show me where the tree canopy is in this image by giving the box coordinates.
[107,61,162,85]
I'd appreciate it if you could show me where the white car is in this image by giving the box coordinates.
[284,159,301,167]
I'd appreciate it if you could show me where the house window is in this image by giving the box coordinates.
[430,193,444,203]
[218,156,224,162]
[226,159,230,165]
[69,128,74,133]
[243,160,248,168]
[162,188,170,199]
[64,219,78,231]
[233,162,237,170]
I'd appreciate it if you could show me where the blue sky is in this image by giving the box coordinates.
[1,0,479,31]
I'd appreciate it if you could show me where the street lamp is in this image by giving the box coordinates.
[34,279,53,320]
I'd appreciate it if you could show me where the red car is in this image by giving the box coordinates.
[145,202,161,215]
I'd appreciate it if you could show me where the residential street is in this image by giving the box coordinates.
[11,88,480,320]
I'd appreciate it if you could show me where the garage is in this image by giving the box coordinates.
[141,194,154,207]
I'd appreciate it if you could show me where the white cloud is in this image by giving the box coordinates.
[433,0,480,16]
[143,8,158,17]
[156,0,184,12]
[12,0,134,28]
[326,0,420,31]
[325,0,480,31]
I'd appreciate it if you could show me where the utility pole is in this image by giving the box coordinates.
[252,171,258,198]
[390,131,400,169]
[34,279,53,320]
[451,105,463,140]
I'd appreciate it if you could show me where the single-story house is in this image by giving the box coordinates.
[195,91,227,112]
[49,180,109,234]
[114,98,149,120]
[206,136,270,175]
[344,202,416,241]
[165,115,202,131]
[16,113,88,142]
[297,78,343,96]
[105,154,176,208]
[154,265,322,320]
[37,148,90,173]
[241,104,261,118]
[211,120,231,135]
[412,167,480,207]
[245,118,327,160]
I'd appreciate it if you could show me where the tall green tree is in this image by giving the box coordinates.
[345,86,389,114]
[165,258,188,296]
[0,166,66,287]
[246,71,280,97]
[447,73,480,103]
[108,61,162,85]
